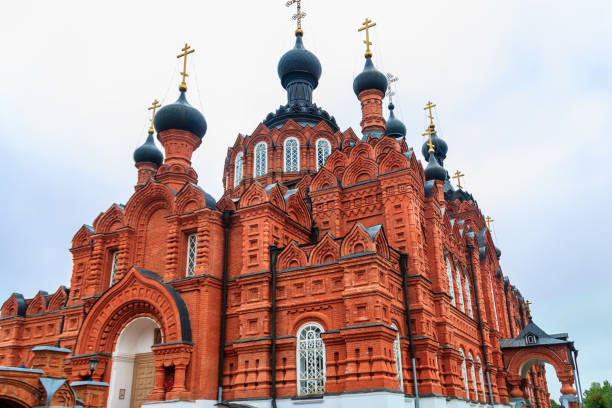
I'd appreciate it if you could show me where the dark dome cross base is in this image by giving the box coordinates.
[264,103,339,131]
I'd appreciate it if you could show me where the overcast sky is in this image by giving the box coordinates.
[1,0,610,400]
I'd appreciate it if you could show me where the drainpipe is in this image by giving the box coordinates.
[467,243,495,404]
[217,210,232,403]
[400,253,420,408]
[269,245,280,408]
[572,349,583,406]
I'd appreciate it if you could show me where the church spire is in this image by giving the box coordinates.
[353,18,387,138]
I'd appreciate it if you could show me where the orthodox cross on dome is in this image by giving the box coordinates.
[358,18,376,58]
[485,215,495,232]
[452,170,465,189]
[286,0,306,34]
[422,126,435,153]
[147,99,162,134]
[386,73,398,103]
[424,100,437,126]
[525,300,532,319]
[177,43,195,92]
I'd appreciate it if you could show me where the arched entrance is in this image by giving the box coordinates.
[0,398,29,408]
[107,317,159,408]
[501,320,579,408]
[71,267,194,405]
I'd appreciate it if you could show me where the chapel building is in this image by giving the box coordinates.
[0,16,581,408]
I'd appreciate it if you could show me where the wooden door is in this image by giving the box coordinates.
[130,352,155,408]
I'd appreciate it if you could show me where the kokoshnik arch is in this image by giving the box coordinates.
[0,6,581,408]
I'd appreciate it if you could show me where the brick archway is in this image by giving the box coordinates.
[72,267,192,380]
[0,378,41,408]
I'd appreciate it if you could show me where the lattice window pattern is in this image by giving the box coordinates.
[234,152,243,187]
[109,251,119,286]
[445,256,455,306]
[464,267,474,317]
[316,139,331,171]
[186,233,198,277]
[455,261,465,312]
[460,349,469,399]
[254,142,267,178]
[469,353,477,401]
[297,323,325,396]
[284,138,299,172]
[391,324,404,391]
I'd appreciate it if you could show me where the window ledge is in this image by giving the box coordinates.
[291,395,324,404]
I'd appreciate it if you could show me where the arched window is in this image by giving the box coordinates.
[391,323,404,391]
[284,137,300,172]
[464,267,474,318]
[186,233,198,277]
[477,357,486,401]
[454,260,465,312]
[459,349,469,399]
[234,152,243,187]
[488,271,500,330]
[469,353,477,401]
[109,251,119,286]
[445,256,455,306]
[254,142,267,178]
[316,138,331,171]
[297,323,326,395]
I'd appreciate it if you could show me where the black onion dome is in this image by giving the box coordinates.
[154,91,207,139]
[353,56,388,97]
[278,32,322,89]
[385,103,406,138]
[134,133,164,166]
[421,125,448,163]
[495,246,502,259]
[424,154,446,182]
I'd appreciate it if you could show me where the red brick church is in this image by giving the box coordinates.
[0,10,582,408]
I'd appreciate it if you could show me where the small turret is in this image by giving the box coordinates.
[384,103,406,139]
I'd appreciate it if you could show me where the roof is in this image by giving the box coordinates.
[500,320,572,349]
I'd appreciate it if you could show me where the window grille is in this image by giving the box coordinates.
[489,271,500,330]
[109,251,119,286]
[316,139,331,171]
[460,349,469,399]
[254,142,267,178]
[186,233,198,277]
[464,268,474,318]
[455,261,465,312]
[445,257,455,305]
[469,353,477,401]
[284,138,299,172]
[391,324,404,391]
[234,152,243,187]
[297,323,325,395]
[477,357,486,401]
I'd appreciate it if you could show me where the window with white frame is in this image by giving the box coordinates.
[445,256,456,306]
[316,138,331,171]
[109,251,119,286]
[297,323,325,396]
[284,137,299,172]
[234,152,243,187]
[464,267,474,318]
[488,271,500,330]
[460,349,469,399]
[477,357,486,401]
[454,261,465,312]
[391,323,404,391]
[186,233,198,277]
[254,142,267,177]
[469,353,477,401]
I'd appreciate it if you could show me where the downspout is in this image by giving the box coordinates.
[467,243,495,404]
[269,245,280,408]
[400,253,420,408]
[217,210,232,403]
[572,349,583,406]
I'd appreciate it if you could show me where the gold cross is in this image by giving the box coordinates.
[452,170,465,189]
[525,300,532,318]
[358,18,376,58]
[424,101,437,126]
[177,43,195,92]
[286,0,306,34]
[485,216,495,232]
[422,127,435,153]
[147,99,161,134]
